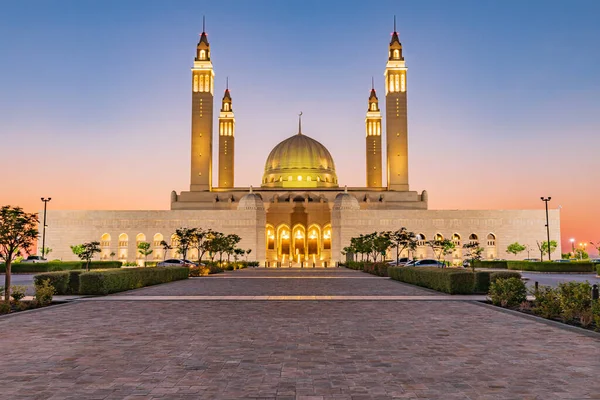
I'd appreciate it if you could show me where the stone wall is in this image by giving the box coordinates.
[332,209,561,264]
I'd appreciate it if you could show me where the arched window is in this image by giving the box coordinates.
[452,233,461,246]
[193,75,199,92]
[487,233,496,246]
[469,234,478,244]
[136,233,146,247]
[118,234,128,248]
[199,49,206,60]
[307,176,311,182]
[204,75,210,92]
[434,233,444,241]
[323,226,331,250]
[224,103,229,111]
[100,233,111,248]
[371,103,376,111]
[394,74,400,92]
[389,75,394,93]
[417,234,426,246]
[153,233,163,248]
[393,49,399,59]
[400,74,406,92]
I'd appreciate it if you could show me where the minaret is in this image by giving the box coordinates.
[190,18,214,191]
[384,17,409,191]
[366,79,382,187]
[218,79,235,188]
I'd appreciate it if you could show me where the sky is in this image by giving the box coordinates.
[1,0,599,256]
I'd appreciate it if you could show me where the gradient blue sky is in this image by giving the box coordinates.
[1,0,599,254]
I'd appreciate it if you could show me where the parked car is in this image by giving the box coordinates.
[523,258,541,262]
[553,259,571,263]
[590,258,600,263]
[387,257,411,266]
[21,255,48,263]
[157,259,197,267]
[405,259,444,268]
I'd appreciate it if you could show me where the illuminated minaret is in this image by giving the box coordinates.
[190,18,214,191]
[366,79,382,187]
[384,17,409,191]
[218,79,235,188]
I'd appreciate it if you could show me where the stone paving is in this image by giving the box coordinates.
[0,268,599,399]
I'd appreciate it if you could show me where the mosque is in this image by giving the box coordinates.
[44,24,561,266]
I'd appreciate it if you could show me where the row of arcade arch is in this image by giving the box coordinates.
[265,223,332,265]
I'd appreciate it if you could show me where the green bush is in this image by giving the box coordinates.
[532,286,562,319]
[78,267,189,295]
[388,267,476,294]
[34,279,55,306]
[507,261,595,273]
[473,271,491,294]
[490,271,521,283]
[0,301,10,314]
[597,264,600,276]
[488,277,527,308]
[34,270,86,295]
[558,281,592,324]
[592,300,600,331]
[474,260,508,269]
[0,261,121,273]
[10,286,27,303]
[362,262,390,277]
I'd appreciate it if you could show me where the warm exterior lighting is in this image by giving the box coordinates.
[295,230,304,239]
[323,230,331,239]
[281,231,289,240]
[309,230,317,239]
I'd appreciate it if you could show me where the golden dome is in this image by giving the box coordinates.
[262,133,338,188]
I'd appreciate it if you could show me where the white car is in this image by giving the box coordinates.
[405,259,444,268]
[387,257,411,266]
[21,256,48,263]
[157,259,197,267]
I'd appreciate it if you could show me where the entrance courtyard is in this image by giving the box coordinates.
[1,268,599,399]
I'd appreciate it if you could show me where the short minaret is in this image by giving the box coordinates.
[218,79,235,188]
[384,17,409,191]
[366,79,382,187]
[190,18,214,191]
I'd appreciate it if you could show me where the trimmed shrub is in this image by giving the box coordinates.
[0,301,10,314]
[362,262,390,277]
[488,277,527,308]
[490,271,521,283]
[507,261,595,273]
[1,261,121,273]
[557,281,592,323]
[34,272,70,295]
[473,271,491,294]
[78,267,189,295]
[473,260,508,269]
[34,279,55,306]
[388,267,476,294]
[597,264,600,276]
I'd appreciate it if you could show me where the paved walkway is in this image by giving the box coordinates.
[1,268,599,399]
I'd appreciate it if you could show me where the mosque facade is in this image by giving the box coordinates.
[43,25,561,265]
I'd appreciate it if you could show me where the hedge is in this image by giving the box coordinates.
[490,271,522,283]
[597,265,600,276]
[34,270,86,295]
[388,267,476,294]
[473,261,508,269]
[78,267,189,295]
[507,261,596,273]
[0,261,122,273]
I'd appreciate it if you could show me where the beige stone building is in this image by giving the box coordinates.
[44,24,561,265]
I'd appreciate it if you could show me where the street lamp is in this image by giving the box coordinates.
[41,198,51,259]
[579,242,587,260]
[541,197,552,262]
[570,238,575,257]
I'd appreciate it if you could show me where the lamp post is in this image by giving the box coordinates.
[578,242,587,260]
[541,197,552,262]
[570,238,575,258]
[41,198,51,259]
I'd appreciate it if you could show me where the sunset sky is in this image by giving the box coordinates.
[1,0,599,255]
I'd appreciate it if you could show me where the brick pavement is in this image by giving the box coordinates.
[0,268,599,399]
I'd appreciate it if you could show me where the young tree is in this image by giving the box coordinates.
[539,240,558,259]
[0,206,39,303]
[73,241,101,271]
[173,227,195,260]
[224,234,241,264]
[159,240,172,260]
[245,249,252,262]
[191,228,210,264]
[589,241,600,257]
[427,239,455,267]
[385,228,417,264]
[137,241,153,265]
[463,241,484,272]
[371,233,392,262]
[41,247,53,259]
[506,242,526,257]
[233,248,245,264]
[110,251,116,260]
[574,248,589,260]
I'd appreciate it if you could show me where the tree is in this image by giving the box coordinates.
[110,251,116,260]
[245,249,251,261]
[371,233,391,262]
[73,241,101,271]
[463,241,484,272]
[0,206,39,303]
[574,248,589,260]
[539,240,558,259]
[41,247,52,259]
[159,240,172,260]
[191,228,210,264]
[205,231,224,262]
[427,239,455,267]
[137,241,153,265]
[233,248,245,264]
[173,227,195,260]
[590,241,600,257]
[506,242,526,257]
[385,228,417,264]
[224,234,241,264]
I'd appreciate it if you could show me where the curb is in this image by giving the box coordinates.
[471,301,600,340]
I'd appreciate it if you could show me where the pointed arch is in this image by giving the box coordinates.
[193,75,199,92]
[266,224,275,251]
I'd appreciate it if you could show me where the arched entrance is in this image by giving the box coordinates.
[269,223,331,267]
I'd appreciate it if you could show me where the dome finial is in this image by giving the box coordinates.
[249,185,253,193]
[344,185,348,193]
[298,111,303,135]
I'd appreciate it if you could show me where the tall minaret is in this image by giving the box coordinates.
[366,79,382,187]
[190,18,214,191]
[384,17,409,191]
[218,80,235,188]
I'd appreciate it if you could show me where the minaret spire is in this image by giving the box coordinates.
[298,112,303,135]
[203,15,205,33]
[219,78,235,188]
[394,15,396,32]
